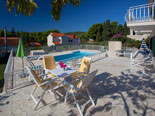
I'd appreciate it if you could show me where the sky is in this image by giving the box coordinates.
[0,0,147,33]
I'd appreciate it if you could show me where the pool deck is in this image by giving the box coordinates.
[0,49,155,116]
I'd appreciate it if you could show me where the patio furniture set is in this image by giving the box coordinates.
[26,56,98,116]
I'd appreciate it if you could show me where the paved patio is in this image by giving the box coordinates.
[0,50,155,116]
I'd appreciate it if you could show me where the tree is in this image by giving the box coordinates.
[50,29,60,33]
[44,29,60,36]
[102,20,112,40]
[87,20,128,42]
[87,23,103,40]
[29,32,35,42]
[111,21,118,35]
[123,22,130,36]
[78,33,87,43]
[22,32,30,46]
[0,30,4,37]
[16,31,21,37]
[116,24,124,35]
[5,0,81,21]
[35,32,42,42]
[96,32,100,42]
[6,0,38,16]
[11,28,16,37]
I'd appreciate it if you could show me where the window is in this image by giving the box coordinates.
[68,40,73,42]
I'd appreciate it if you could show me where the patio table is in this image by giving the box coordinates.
[48,67,77,78]
[47,68,77,98]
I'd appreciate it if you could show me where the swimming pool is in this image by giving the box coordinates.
[54,51,96,62]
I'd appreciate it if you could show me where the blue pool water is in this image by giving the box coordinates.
[54,51,96,62]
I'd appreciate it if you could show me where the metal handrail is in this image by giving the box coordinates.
[125,3,155,22]
[4,49,14,93]
[129,3,155,9]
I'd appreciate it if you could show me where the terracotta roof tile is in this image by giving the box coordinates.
[53,42,62,45]
[51,33,78,39]
[66,35,78,39]
[30,42,41,46]
[0,37,19,46]
[51,33,65,37]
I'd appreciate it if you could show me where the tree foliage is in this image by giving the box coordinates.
[84,20,141,48]
[6,0,38,16]
[0,28,60,46]
[96,31,101,42]
[87,23,103,40]
[0,30,4,37]
[87,20,130,42]
[110,36,141,48]
[11,28,16,37]
[102,20,112,40]
[5,0,81,21]
[123,22,130,35]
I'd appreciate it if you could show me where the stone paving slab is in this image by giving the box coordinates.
[0,50,155,116]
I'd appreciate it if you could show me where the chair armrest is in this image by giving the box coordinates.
[39,78,57,86]
[64,80,77,90]
[79,72,87,75]
[44,68,50,72]
[76,72,87,79]
[38,74,48,77]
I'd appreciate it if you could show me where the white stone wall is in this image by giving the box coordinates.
[127,34,150,41]
[109,41,122,52]
[47,35,54,46]
[108,41,122,57]
[47,33,79,46]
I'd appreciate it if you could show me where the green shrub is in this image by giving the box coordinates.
[109,36,141,48]
[0,64,6,93]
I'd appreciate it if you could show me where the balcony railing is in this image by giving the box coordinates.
[125,3,155,23]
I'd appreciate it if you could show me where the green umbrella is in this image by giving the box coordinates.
[16,37,25,77]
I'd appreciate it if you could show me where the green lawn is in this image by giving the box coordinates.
[0,64,6,92]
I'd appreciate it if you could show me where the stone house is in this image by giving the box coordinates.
[47,33,80,46]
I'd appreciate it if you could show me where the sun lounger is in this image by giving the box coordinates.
[131,52,152,68]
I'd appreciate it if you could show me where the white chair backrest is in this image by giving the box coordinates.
[79,57,91,74]
[78,70,98,89]
[43,56,56,70]
[27,57,35,67]
[25,66,41,86]
[31,65,44,75]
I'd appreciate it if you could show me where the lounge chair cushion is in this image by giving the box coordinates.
[43,56,56,70]
[71,57,91,78]
[32,70,57,89]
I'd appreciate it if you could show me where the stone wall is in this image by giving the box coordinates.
[127,34,150,41]
[109,41,122,52]
[108,41,122,57]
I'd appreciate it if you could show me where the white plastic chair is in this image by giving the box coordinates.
[25,66,58,110]
[71,57,91,79]
[64,70,98,116]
